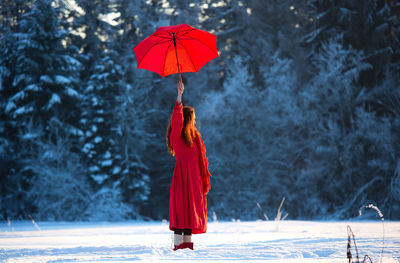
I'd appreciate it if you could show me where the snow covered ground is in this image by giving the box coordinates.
[0,220,399,262]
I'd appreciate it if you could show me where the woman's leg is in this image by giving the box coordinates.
[173,229,184,250]
[174,229,183,235]
[183,229,192,236]
[183,229,193,250]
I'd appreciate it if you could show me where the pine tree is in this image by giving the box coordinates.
[200,56,257,219]
[113,0,188,219]
[299,36,394,218]
[2,0,81,126]
[0,0,83,219]
[306,0,399,86]
[25,122,92,221]
[256,52,304,218]
[76,0,164,218]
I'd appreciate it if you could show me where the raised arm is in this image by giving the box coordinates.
[170,78,184,144]
[176,76,184,104]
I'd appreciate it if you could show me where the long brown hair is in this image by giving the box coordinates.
[166,106,198,156]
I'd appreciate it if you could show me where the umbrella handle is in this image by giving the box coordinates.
[173,32,182,81]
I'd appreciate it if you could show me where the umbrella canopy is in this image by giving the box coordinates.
[133,24,218,77]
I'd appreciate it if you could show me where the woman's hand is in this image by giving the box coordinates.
[177,77,184,104]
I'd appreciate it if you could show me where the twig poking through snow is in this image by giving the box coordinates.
[347,225,360,263]
[28,215,41,231]
[256,203,269,221]
[274,197,288,232]
[347,204,385,263]
[275,197,288,221]
[7,217,14,232]
[363,255,373,263]
[358,204,384,221]
[212,211,218,223]
[359,204,385,263]
[257,197,288,231]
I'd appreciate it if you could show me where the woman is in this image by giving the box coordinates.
[166,78,211,251]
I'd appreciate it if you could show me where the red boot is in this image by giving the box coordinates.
[183,235,194,250]
[173,243,187,251]
[173,234,184,251]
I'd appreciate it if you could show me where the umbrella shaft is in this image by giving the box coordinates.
[172,33,181,75]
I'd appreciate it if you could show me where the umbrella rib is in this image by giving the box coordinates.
[176,28,195,38]
[137,38,171,67]
[175,25,183,36]
[179,35,219,57]
[152,36,171,40]
[176,38,197,72]
[151,32,171,39]
[153,39,172,45]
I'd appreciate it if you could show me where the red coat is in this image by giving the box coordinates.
[169,102,210,234]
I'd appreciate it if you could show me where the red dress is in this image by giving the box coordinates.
[169,102,210,234]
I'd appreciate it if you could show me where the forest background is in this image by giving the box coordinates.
[1,0,400,221]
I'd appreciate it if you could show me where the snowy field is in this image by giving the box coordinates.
[0,220,399,263]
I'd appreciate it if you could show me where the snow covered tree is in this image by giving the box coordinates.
[298,36,395,218]
[306,0,399,86]
[199,56,258,219]
[80,54,122,186]
[199,53,302,219]
[371,70,400,219]
[67,0,130,217]
[0,0,83,219]
[76,0,167,218]
[85,183,132,221]
[254,52,304,218]
[246,0,311,82]
[111,80,152,216]
[112,0,191,219]
[1,0,82,127]
[24,121,92,221]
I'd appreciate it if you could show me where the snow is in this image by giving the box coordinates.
[62,55,81,68]
[69,127,84,137]
[10,90,25,102]
[14,105,33,116]
[112,166,121,174]
[89,165,100,172]
[40,75,53,84]
[21,132,40,140]
[5,102,16,113]
[12,74,27,87]
[94,136,103,143]
[55,75,71,85]
[47,93,61,109]
[83,143,94,153]
[66,87,79,97]
[91,97,99,106]
[0,221,399,262]
[25,84,41,91]
[86,84,94,92]
[95,117,105,123]
[101,159,112,167]
[91,174,108,184]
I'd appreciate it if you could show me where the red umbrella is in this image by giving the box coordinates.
[133,24,218,78]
